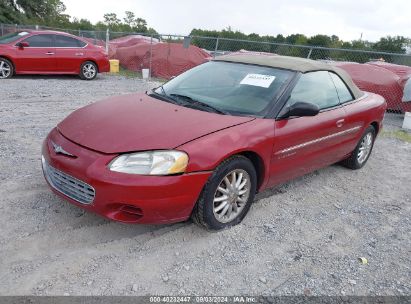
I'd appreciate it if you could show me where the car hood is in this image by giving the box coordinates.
[58,93,255,154]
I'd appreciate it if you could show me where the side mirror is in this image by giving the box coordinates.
[279,102,320,119]
[17,41,29,48]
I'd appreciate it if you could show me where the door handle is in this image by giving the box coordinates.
[46,52,55,55]
[336,119,345,128]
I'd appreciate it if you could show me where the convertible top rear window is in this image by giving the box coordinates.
[155,61,295,117]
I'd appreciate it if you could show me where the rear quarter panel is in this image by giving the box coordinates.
[85,46,110,73]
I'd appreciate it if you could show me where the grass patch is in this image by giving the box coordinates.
[381,129,411,142]
[108,67,167,83]
[109,67,142,78]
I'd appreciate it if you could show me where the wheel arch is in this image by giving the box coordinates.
[370,121,379,134]
[190,150,263,230]
[190,149,267,194]
[82,59,99,72]
[236,150,266,191]
[0,55,15,72]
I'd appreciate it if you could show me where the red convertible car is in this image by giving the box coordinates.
[0,30,110,80]
[42,55,386,230]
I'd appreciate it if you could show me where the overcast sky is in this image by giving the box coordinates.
[64,0,411,42]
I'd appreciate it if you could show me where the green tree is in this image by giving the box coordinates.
[0,2,157,36]
[0,0,22,23]
[123,11,135,27]
[134,17,147,32]
[373,36,408,53]
[94,21,107,31]
[103,13,120,29]
[307,34,332,47]
[71,18,94,31]
[146,27,158,35]
[286,34,308,45]
[0,0,67,24]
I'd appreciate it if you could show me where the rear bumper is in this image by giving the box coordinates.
[98,58,110,73]
[42,128,211,224]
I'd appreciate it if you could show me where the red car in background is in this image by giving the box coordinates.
[0,30,110,80]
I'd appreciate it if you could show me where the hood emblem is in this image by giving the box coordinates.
[51,141,76,157]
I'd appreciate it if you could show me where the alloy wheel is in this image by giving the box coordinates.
[83,63,96,79]
[213,169,251,223]
[0,60,11,79]
[357,132,373,164]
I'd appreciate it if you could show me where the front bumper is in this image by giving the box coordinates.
[42,128,211,224]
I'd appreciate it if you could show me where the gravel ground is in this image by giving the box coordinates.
[0,74,410,296]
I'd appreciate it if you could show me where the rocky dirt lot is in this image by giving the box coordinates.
[0,74,410,296]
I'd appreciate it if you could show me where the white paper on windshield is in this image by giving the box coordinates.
[240,74,276,88]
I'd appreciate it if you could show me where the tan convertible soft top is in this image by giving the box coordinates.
[213,54,364,99]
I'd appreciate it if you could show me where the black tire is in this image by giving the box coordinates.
[80,61,98,80]
[191,155,257,231]
[0,57,14,79]
[341,126,376,170]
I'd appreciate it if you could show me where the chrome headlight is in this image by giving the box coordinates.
[108,150,189,175]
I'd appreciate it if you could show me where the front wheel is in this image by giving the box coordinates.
[80,61,98,80]
[341,126,376,170]
[0,58,13,79]
[192,156,257,230]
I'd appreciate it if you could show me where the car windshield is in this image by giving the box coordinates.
[153,61,295,117]
[0,31,30,44]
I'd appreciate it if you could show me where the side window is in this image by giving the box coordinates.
[329,72,354,103]
[55,35,86,48]
[288,71,340,110]
[22,34,54,47]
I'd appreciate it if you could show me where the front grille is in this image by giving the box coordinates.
[42,156,95,205]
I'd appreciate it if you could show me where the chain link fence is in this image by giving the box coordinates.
[1,23,411,112]
[2,23,411,63]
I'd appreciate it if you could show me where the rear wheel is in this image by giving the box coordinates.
[80,61,98,80]
[192,156,257,230]
[341,126,376,170]
[0,58,13,79]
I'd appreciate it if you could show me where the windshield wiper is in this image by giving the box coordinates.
[149,86,182,105]
[170,94,228,115]
[159,85,168,97]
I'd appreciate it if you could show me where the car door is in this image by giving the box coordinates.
[14,34,56,72]
[329,72,365,155]
[268,71,349,187]
[54,34,87,72]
